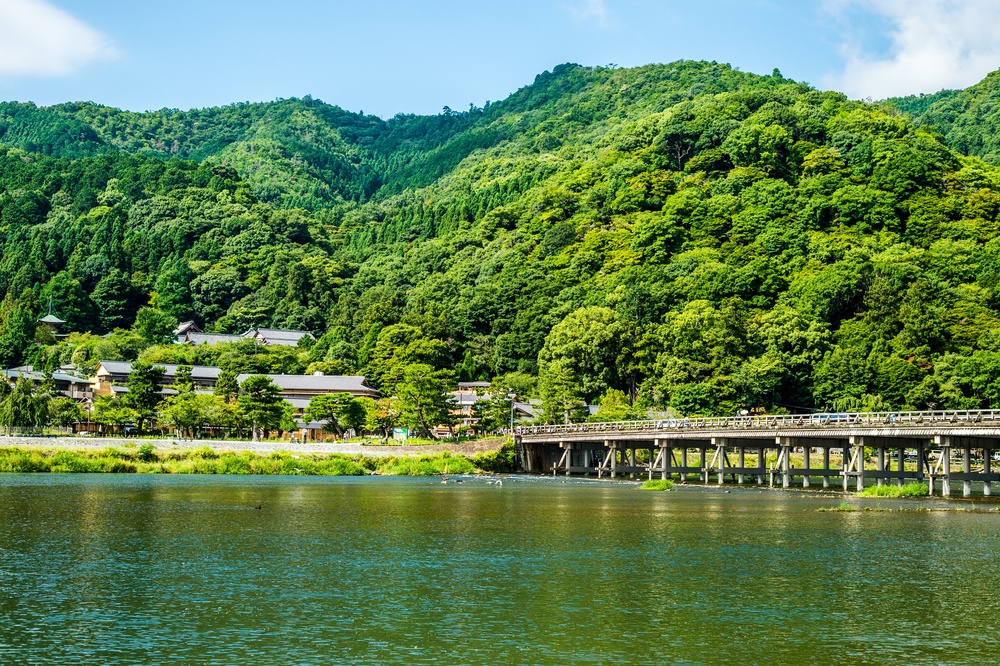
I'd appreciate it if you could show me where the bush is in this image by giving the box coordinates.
[471,440,517,473]
[137,444,158,462]
[378,453,476,476]
[859,482,929,498]
[641,479,674,490]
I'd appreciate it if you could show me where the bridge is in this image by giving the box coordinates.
[515,409,1000,497]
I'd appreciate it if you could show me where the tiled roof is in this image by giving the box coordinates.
[97,361,222,380]
[235,374,378,395]
[182,333,245,345]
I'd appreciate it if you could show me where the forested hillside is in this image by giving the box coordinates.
[894,70,1000,165]
[4,60,1000,419]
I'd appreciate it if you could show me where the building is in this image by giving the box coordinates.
[1,366,93,401]
[172,322,315,347]
[234,373,379,411]
[444,381,536,435]
[173,321,202,341]
[179,332,245,345]
[242,328,315,347]
[37,298,67,337]
[93,361,222,396]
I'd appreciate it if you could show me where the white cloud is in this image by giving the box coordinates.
[824,0,1000,99]
[565,0,613,28]
[0,0,117,76]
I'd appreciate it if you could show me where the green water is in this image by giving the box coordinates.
[1,475,998,665]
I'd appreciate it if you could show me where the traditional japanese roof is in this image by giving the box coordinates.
[181,332,245,345]
[96,361,222,381]
[38,313,66,325]
[173,321,202,336]
[457,381,492,389]
[242,328,315,346]
[235,373,378,397]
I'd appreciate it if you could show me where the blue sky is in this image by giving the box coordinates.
[1,0,999,117]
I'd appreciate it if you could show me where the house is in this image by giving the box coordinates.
[445,381,535,434]
[235,373,379,410]
[242,328,315,347]
[172,321,201,341]
[93,361,222,396]
[179,332,245,345]
[2,366,93,401]
[173,321,246,345]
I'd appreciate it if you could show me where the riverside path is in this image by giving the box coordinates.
[516,409,1000,497]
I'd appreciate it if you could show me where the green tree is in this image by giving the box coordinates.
[171,365,195,394]
[92,396,139,433]
[122,362,166,434]
[214,370,240,403]
[537,306,623,403]
[361,396,399,438]
[305,393,366,437]
[91,268,137,331]
[0,291,38,368]
[160,393,226,438]
[0,377,49,433]
[134,307,178,345]
[395,363,456,439]
[237,375,285,441]
[49,397,85,429]
[537,360,587,424]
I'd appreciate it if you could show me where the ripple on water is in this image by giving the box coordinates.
[0,475,999,664]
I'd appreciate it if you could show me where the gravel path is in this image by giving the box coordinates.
[0,435,510,457]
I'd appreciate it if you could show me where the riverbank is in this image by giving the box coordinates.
[0,438,515,476]
[0,434,509,457]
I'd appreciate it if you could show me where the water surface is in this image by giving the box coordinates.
[0,474,997,664]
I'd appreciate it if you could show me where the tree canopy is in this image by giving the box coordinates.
[7,61,1000,420]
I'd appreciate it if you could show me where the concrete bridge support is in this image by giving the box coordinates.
[933,436,1000,497]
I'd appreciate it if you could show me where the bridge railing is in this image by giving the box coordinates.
[517,409,1000,437]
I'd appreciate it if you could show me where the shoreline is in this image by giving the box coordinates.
[0,435,509,457]
[0,437,515,476]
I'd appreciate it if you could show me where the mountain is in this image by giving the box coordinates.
[892,69,1000,164]
[3,60,1000,419]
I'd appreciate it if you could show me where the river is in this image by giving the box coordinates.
[0,475,997,664]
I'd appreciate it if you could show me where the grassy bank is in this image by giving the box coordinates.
[0,442,517,477]
[640,479,674,490]
[859,483,929,498]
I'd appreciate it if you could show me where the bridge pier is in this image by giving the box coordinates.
[823,447,830,489]
[985,447,992,496]
[802,446,810,488]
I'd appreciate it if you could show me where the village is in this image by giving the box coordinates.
[1,318,537,442]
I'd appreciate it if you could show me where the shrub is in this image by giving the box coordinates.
[471,440,517,473]
[641,479,674,490]
[860,483,929,498]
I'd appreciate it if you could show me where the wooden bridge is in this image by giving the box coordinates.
[515,409,1000,497]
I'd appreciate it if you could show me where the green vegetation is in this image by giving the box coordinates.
[376,450,476,476]
[894,71,1000,165]
[469,440,518,473]
[0,445,505,476]
[859,482,930,498]
[7,61,1000,423]
[817,501,860,512]
[641,479,674,490]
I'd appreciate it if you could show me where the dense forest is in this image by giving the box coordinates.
[4,60,1000,421]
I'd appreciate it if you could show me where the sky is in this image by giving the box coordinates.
[1,0,999,117]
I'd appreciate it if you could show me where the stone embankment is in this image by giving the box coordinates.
[0,435,509,457]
